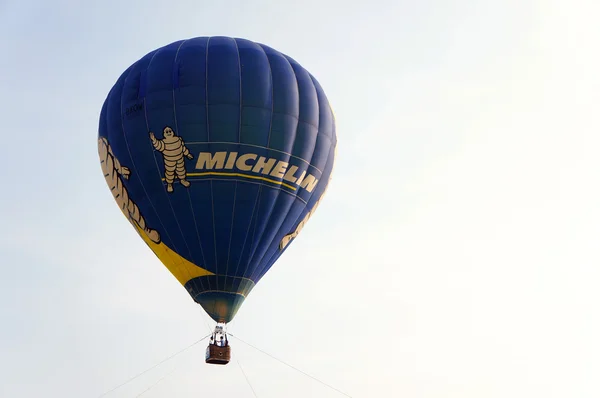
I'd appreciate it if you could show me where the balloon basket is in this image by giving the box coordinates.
[205,344,231,365]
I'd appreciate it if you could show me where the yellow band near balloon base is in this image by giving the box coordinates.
[133,223,214,286]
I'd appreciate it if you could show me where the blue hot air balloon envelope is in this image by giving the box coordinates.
[98,36,336,324]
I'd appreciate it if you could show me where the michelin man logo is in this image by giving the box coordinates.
[98,137,161,244]
[149,126,194,193]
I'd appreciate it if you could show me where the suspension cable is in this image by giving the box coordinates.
[228,333,353,398]
[237,359,259,398]
[135,362,181,397]
[95,333,211,398]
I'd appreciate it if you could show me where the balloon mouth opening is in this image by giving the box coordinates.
[194,291,246,324]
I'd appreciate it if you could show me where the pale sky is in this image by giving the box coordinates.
[1,0,599,397]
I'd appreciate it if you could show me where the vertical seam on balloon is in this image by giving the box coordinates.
[236,38,243,145]
[116,59,187,283]
[171,40,198,288]
[242,185,262,281]
[171,39,208,295]
[228,43,263,297]
[141,45,197,274]
[193,38,213,294]
[225,184,238,286]
[246,53,298,282]
[205,37,220,290]
[231,183,262,281]
[242,44,275,277]
[209,182,219,288]
[265,48,275,147]
[251,42,275,259]
[186,188,209,292]
[225,38,243,284]
[205,37,211,143]
[237,43,271,281]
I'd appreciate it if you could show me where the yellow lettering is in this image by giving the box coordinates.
[225,152,238,169]
[283,165,299,183]
[252,156,277,175]
[299,174,319,193]
[270,161,289,179]
[196,152,226,170]
[194,152,319,193]
[295,170,306,185]
[236,153,257,171]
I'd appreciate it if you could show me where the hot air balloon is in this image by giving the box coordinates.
[98,36,336,365]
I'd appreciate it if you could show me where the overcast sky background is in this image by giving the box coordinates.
[1,0,599,397]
